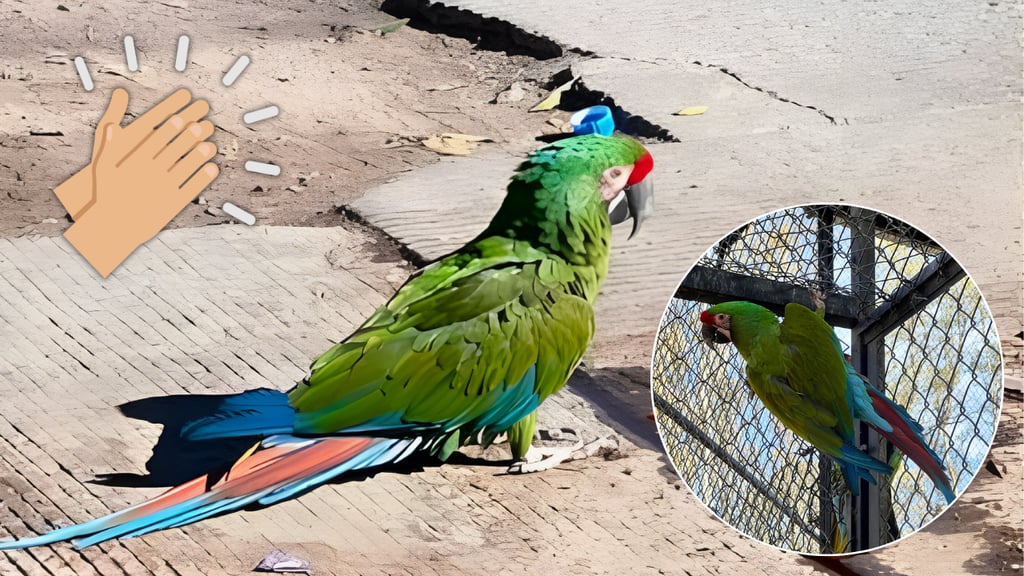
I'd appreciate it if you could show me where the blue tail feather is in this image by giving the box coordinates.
[181,388,294,440]
[836,442,893,495]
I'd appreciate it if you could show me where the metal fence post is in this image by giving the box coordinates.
[848,207,883,550]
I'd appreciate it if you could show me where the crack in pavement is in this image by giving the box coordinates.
[334,204,430,269]
[596,53,846,126]
[695,61,848,126]
[384,1,678,139]
[390,2,847,135]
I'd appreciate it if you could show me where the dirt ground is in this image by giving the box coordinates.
[0,0,577,238]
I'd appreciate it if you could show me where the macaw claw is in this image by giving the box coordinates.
[505,432,619,474]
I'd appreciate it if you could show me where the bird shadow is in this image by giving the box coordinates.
[91,393,506,490]
[91,394,262,488]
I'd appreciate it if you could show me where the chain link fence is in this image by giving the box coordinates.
[652,205,1003,554]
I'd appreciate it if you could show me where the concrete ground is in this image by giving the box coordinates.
[0,0,1021,575]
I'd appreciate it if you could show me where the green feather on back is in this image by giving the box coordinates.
[288,135,649,457]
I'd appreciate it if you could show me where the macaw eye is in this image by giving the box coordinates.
[610,168,622,178]
[716,314,727,322]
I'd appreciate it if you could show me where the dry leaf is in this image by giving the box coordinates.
[674,105,708,116]
[530,77,578,112]
[422,133,493,156]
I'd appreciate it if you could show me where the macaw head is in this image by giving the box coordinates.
[603,146,654,239]
[495,136,655,259]
[698,301,779,349]
[699,309,733,344]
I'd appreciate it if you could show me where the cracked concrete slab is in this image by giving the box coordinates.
[398,0,1021,124]
[352,150,518,261]
[570,58,825,140]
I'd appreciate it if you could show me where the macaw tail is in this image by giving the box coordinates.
[0,434,421,550]
[865,387,956,504]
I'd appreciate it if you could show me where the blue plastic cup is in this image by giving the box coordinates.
[570,105,615,136]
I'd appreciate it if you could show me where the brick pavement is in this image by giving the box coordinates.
[0,226,835,575]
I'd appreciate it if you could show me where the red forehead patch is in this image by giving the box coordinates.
[699,310,716,325]
[627,150,654,186]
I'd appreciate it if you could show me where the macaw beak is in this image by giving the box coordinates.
[625,177,654,239]
[701,323,731,345]
[608,178,654,239]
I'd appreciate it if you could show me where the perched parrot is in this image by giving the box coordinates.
[698,299,956,504]
[0,134,654,550]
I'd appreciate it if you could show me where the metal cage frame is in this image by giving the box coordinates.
[652,205,1003,554]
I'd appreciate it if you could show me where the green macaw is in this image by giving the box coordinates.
[0,135,654,550]
[699,300,956,504]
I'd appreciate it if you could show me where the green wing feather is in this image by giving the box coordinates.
[288,237,594,438]
[777,303,854,442]
[713,301,852,457]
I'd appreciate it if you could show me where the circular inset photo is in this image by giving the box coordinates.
[650,204,1003,555]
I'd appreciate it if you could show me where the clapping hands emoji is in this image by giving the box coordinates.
[57,88,219,277]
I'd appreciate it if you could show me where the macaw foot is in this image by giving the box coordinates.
[506,431,619,474]
[507,444,580,474]
[507,428,583,474]
[808,287,827,311]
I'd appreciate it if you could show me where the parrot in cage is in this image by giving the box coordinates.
[698,296,956,504]
[0,135,654,550]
